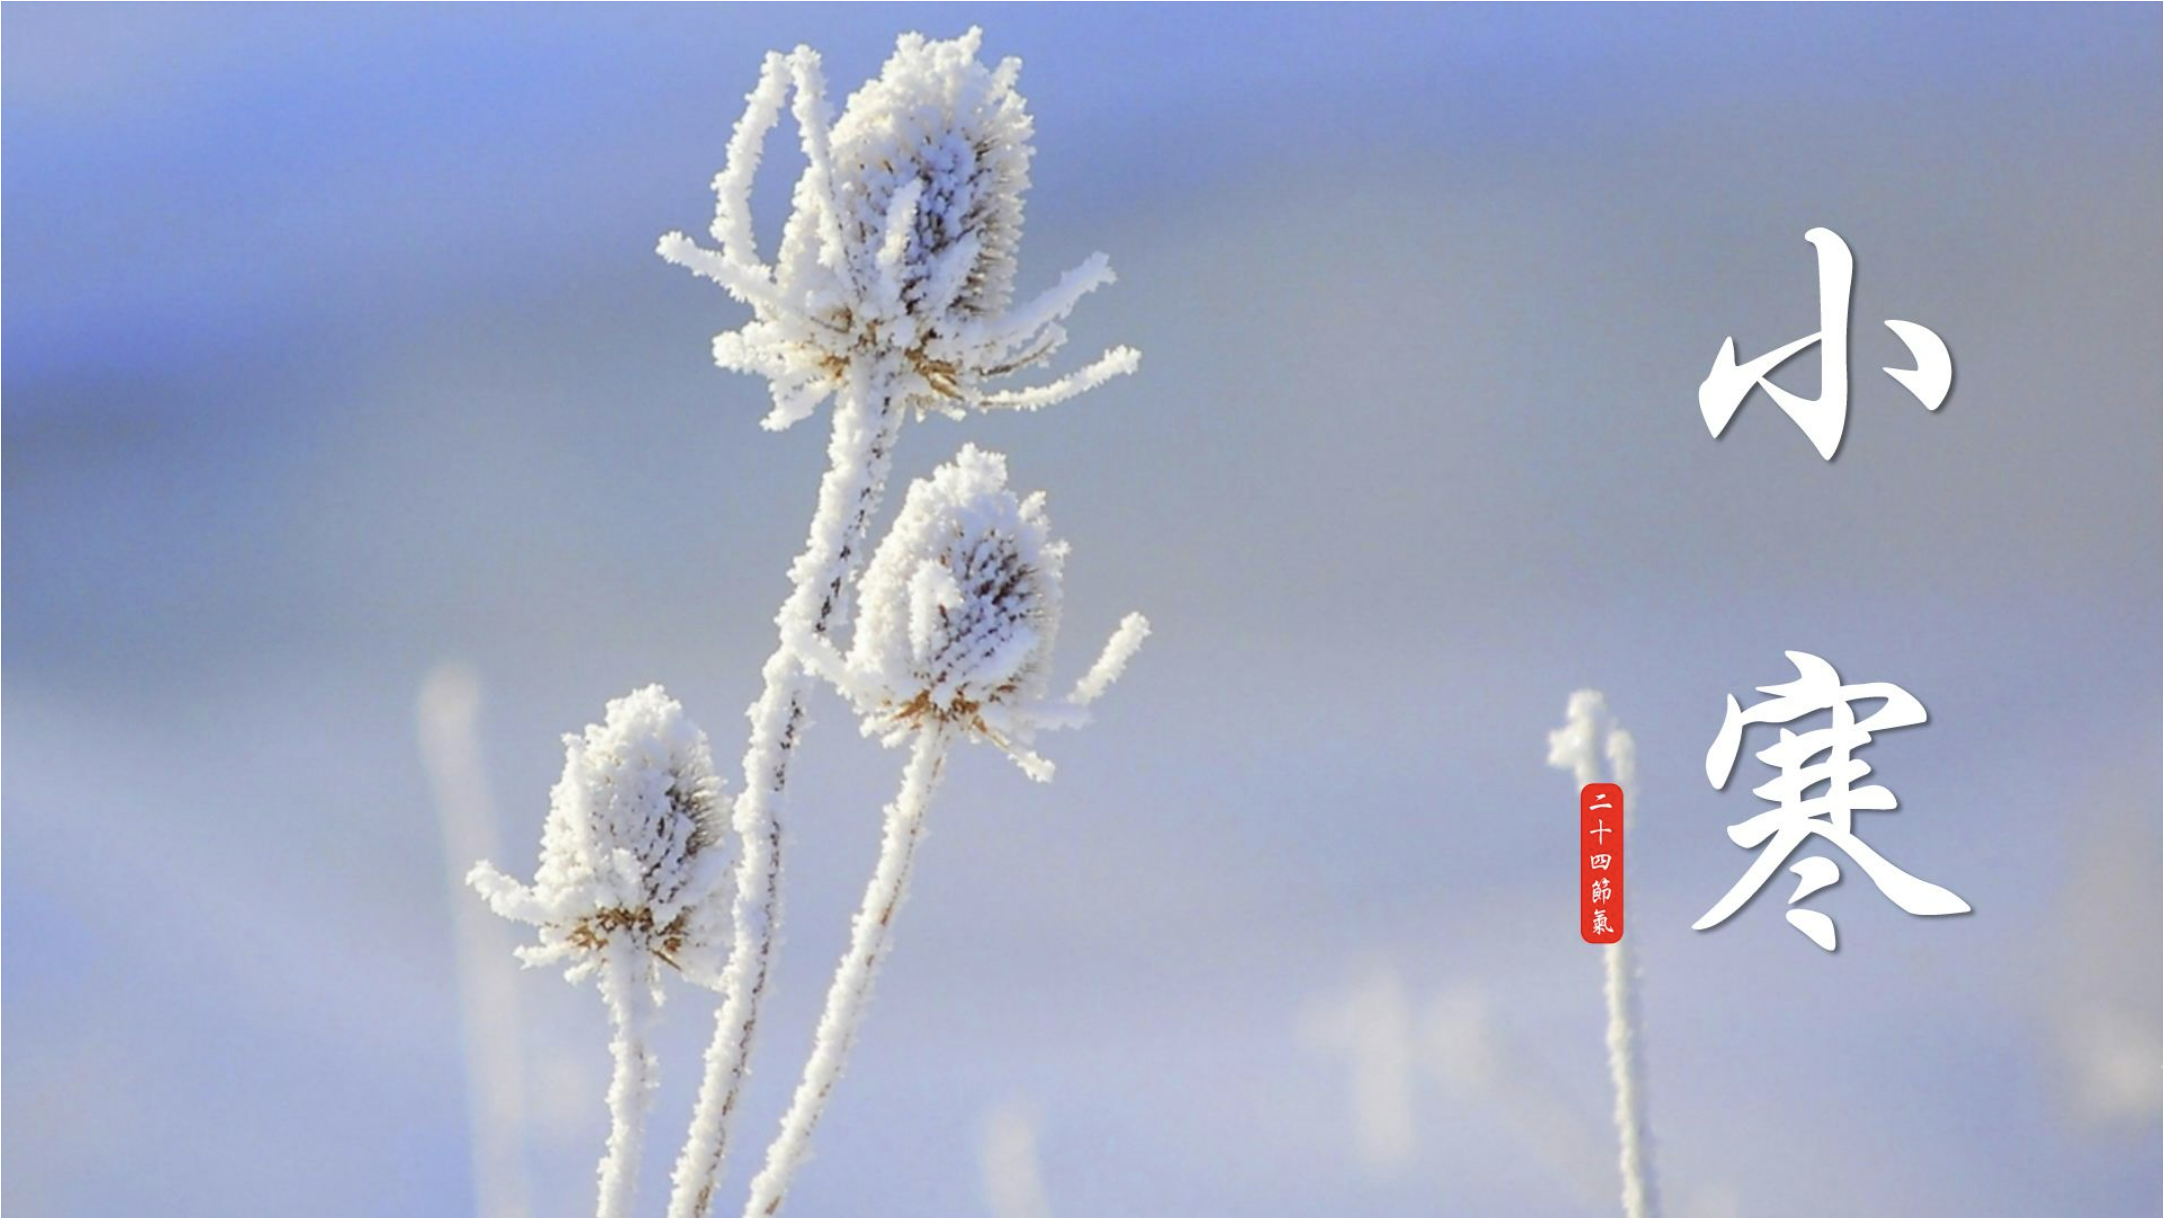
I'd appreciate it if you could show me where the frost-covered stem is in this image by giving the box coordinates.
[669,358,906,1218]
[1549,693,1659,1218]
[743,727,951,1217]
[1603,941,1655,1218]
[1602,730,1658,1218]
[417,665,532,1218]
[597,951,658,1218]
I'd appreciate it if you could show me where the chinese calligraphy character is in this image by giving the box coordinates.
[1699,227,1953,460]
[1589,819,1613,844]
[1590,878,1612,903]
[1693,650,1970,951]
[1590,853,1612,872]
[1591,909,1614,938]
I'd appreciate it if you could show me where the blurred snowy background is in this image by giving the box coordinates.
[5,6,2158,1216]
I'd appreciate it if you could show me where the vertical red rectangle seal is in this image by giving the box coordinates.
[1580,782,1624,944]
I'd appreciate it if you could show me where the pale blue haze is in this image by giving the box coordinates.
[6,6,2158,1216]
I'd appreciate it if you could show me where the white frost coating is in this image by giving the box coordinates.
[1070,613,1150,707]
[742,729,949,1216]
[657,27,1137,432]
[596,948,661,1218]
[1548,690,1661,1218]
[978,344,1142,413]
[844,445,1061,725]
[469,685,727,1218]
[709,55,793,262]
[1600,722,1659,1218]
[791,444,1148,782]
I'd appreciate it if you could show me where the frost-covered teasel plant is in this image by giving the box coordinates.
[466,27,1145,1218]
[658,28,1138,1218]
[469,686,728,1218]
[1548,691,1661,1218]
[656,27,1139,431]
[749,447,1145,1214]
[659,27,1138,1218]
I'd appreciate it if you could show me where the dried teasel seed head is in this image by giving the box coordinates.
[469,685,731,987]
[845,444,1063,733]
[658,27,1138,430]
[825,28,1032,331]
[784,443,1148,781]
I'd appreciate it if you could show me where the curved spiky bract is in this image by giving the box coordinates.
[657,27,1138,431]
[468,685,730,987]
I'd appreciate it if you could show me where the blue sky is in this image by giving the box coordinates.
[6,7,2159,1216]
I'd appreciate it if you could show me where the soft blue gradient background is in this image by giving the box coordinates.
[6,6,2158,1216]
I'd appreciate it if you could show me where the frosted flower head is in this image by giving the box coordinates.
[796,444,1150,780]
[469,685,730,986]
[849,444,1061,729]
[823,28,1030,330]
[658,28,1138,430]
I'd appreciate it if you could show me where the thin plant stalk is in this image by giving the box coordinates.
[417,664,533,1218]
[739,444,1145,1211]
[1601,728,1657,1218]
[743,727,951,1216]
[597,951,659,1218]
[1549,692,1660,1218]
[669,364,905,1218]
